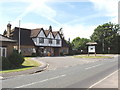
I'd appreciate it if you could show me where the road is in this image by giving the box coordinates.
[2,55,119,89]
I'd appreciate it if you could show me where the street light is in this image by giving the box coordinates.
[102,32,105,54]
[18,20,21,54]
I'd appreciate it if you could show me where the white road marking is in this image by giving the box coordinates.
[87,70,118,89]
[0,76,3,79]
[85,64,102,70]
[48,68,57,71]
[14,74,66,88]
[110,60,116,62]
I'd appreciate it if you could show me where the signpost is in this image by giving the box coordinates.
[86,42,97,56]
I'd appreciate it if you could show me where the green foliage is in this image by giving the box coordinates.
[31,53,37,57]
[60,52,64,56]
[90,22,120,54]
[71,37,91,53]
[8,50,25,67]
[0,56,12,70]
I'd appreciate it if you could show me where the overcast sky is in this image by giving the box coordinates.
[0,0,118,41]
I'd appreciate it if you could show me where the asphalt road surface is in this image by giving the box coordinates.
[2,55,119,89]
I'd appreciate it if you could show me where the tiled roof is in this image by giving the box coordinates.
[31,28,42,37]
[0,34,16,42]
[62,38,69,47]
[52,31,58,37]
[44,30,50,36]
[10,27,35,46]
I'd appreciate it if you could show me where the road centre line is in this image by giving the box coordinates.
[85,64,102,70]
[14,74,66,88]
[87,70,118,89]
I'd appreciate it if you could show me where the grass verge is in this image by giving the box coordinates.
[0,57,41,73]
[74,55,113,59]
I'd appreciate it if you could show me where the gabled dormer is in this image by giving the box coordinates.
[37,29,46,38]
[55,32,61,40]
[31,28,46,38]
[47,31,54,39]
[31,28,46,46]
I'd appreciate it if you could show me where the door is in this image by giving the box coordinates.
[54,47,59,56]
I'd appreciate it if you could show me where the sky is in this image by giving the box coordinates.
[0,0,118,41]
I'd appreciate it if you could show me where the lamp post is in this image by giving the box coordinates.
[102,32,105,54]
[18,20,21,54]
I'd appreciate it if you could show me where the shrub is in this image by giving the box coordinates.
[31,53,37,57]
[0,56,12,70]
[8,51,25,67]
[60,52,64,56]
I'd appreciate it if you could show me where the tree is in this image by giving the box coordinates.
[90,22,120,54]
[72,37,91,53]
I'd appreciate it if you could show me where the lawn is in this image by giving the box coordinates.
[74,55,113,59]
[0,57,41,73]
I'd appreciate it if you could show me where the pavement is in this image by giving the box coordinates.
[1,55,119,88]
[91,70,118,88]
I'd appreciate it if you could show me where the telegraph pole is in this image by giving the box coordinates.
[18,20,21,53]
[102,32,105,54]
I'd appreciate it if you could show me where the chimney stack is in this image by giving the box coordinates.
[49,25,52,31]
[7,23,11,37]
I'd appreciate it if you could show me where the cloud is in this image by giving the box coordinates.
[11,0,62,27]
[63,24,96,40]
[65,13,103,25]
[89,0,118,24]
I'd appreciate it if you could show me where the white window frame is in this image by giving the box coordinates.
[39,37,44,43]
[0,47,7,57]
[49,39,52,44]
[56,39,60,44]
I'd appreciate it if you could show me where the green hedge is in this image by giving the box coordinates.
[0,56,12,70]
[0,50,25,70]
[8,51,25,67]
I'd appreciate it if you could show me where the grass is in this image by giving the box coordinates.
[74,55,113,59]
[0,57,41,73]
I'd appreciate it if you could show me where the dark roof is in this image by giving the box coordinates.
[0,34,16,42]
[31,28,42,37]
[52,31,58,37]
[44,30,50,36]
[10,27,34,46]
[62,39,69,47]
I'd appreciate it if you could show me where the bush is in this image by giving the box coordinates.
[60,52,64,56]
[31,53,37,57]
[8,51,25,67]
[0,56,12,70]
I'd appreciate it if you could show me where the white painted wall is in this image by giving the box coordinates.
[55,34,61,39]
[47,32,54,39]
[32,31,62,47]
[38,30,46,38]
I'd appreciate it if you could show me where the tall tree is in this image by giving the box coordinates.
[72,37,91,53]
[90,22,120,54]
